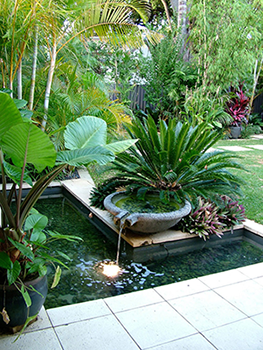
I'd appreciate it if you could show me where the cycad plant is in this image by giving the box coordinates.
[92,116,245,206]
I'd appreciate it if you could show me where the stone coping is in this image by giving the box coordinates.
[61,175,261,249]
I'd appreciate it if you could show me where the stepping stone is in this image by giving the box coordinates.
[246,145,263,150]
[250,134,263,139]
[218,146,252,151]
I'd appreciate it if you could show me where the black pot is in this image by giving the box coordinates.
[0,275,48,329]
[230,126,242,139]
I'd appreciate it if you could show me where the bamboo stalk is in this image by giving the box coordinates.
[17,58,22,99]
[41,37,57,131]
[28,27,38,110]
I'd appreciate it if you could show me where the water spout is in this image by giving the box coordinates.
[116,212,130,265]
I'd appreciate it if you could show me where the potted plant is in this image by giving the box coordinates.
[226,83,250,138]
[0,92,135,332]
[91,116,245,229]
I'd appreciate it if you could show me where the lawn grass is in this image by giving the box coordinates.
[215,140,263,224]
[216,138,263,147]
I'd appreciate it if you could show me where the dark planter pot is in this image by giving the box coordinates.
[0,275,48,330]
[230,126,242,139]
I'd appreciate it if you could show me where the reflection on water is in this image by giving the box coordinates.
[34,198,263,309]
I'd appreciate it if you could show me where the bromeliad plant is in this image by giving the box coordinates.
[0,92,135,310]
[177,196,246,240]
[91,115,245,207]
[177,197,224,241]
[218,195,246,229]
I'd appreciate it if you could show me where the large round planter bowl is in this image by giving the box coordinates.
[104,191,191,234]
[0,275,48,330]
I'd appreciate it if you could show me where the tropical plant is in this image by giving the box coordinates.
[177,195,246,240]
[226,84,250,127]
[240,124,261,139]
[45,69,132,151]
[177,197,224,240]
[139,28,198,120]
[0,92,135,325]
[90,115,245,207]
[0,0,161,131]
[183,88,231,128]
[188,0,263,96]
[218,195,246,229]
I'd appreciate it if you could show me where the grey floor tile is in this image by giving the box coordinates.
[24,307,52,333]
[203,318,263,350]
[115,301,196,349]
[238,262,263,278]
[47,299,111,326]
[55,314,139,350]
[215,279,263,316]
[251,313,263,327]
[0,328,62,350]
[254,276,263,287]
[105,288,163,313]
[198,269,248,289]
[148,333,216,350]
[154,278,209,301]
[169,290,245,332]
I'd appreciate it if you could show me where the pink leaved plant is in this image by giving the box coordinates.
[226,83,250,126]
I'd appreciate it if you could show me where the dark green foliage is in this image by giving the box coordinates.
[241,124,262,139]
[89,178,129,209]
[106,116,245,205]
[139,31,198,120]
[249,113,263,128]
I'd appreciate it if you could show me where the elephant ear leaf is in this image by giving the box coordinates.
[3,160,33,186]
[56,146,115,166]
[105,139,137,154]
[0,92,23,142]
[1,123,56,172]
[64,116,107,150]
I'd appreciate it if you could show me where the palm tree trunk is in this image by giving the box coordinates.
[28,27,38,110]
[41,40,57,131]
[160,0,172,31]
[178,0,187,35]
[177,0,189,60]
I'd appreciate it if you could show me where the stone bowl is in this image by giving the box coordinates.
[103,191,191,234]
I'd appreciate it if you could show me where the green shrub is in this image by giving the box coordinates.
[241,125,262,139]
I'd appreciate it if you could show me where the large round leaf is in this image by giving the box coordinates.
[56,146,115,166]
[105,139,137,154]
[64,116,107,150]
[2,123,56,172]
[0,92,23,142]
[24,213,48,232]
[3,160,33,186]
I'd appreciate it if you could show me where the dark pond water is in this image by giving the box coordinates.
[34,197,263,309]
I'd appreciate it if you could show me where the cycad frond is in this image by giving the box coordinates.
[106,116,245,203]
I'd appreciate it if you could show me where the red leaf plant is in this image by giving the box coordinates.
[226,83,250,127]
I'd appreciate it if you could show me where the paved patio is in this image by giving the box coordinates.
[1,262,263,349]
[1,144,263,349]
